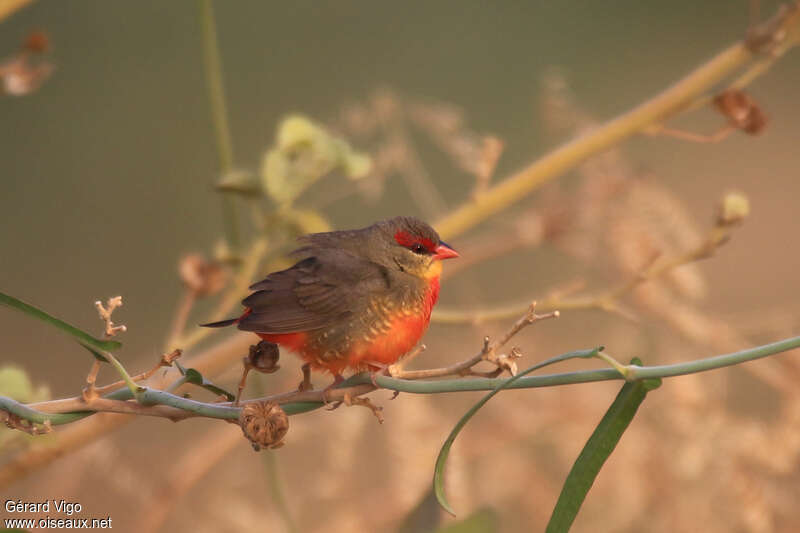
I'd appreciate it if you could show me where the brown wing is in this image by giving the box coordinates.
[238,249,391,334]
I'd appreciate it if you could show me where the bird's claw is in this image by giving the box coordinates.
[342,392,384,423]
[325,400,343,411]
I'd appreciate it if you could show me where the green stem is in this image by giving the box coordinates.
[198,0,241,254]
[625,334,800,379]
[3,335,799,426]
[135,388,239,418]
[102,350,141,398]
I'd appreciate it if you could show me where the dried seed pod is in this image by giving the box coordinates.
[179,254,226,296]
[23,31,49,54]
[239,401,289,451]
[246,341,280,374]
[713,90,767,135]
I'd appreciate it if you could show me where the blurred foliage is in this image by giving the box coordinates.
[0,365,49,403]
[261,114,371,205]
[0,364,49,450]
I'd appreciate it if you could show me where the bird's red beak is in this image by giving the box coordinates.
[434,242,459,260]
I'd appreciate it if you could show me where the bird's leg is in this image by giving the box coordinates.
[322,373,346,409]
[342,391,384,423]
[297,363,314,392]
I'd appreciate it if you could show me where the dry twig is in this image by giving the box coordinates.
[94,296,127,337]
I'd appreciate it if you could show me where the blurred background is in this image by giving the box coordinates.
[2,1,800,531]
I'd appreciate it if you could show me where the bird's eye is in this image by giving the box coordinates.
[411,243,427,254]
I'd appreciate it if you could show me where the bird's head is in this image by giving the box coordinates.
[374,216,459,280]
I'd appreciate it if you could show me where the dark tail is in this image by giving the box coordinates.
[200,317,238,328]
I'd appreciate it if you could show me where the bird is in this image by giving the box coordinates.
[202,216,459,387]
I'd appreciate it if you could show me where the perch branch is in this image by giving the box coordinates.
[3,336,800,428]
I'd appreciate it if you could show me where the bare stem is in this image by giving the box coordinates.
[165,289,197,351]
[173,238,268,350]
[433,6,800,241]
[394,303,559,379]
[433,213,738,325]
[4,336,800,428]
[198,0,241,254]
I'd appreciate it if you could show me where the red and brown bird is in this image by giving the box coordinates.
[203,216,458,382]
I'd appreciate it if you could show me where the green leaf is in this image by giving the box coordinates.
[175,362,235,401]
[433,508,498,533]
[77,341,111,363]
[0,291,121,352]
[397,487,443,533]
[545,357,661,533]
[434,348,603,516]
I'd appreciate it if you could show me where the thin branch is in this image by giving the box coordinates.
[0,333,253,489]
[165,290,196,351]
[93,349,182,396]
[0,0,33,23]
[171,238,268,350]
[94,296,127,337]
[393,303,558,379]
[433,5,800,240]
[4,336,800,428]
[198,0,241,254]
[432,207,739,325]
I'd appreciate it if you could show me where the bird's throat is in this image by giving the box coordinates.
[424,259,443,280]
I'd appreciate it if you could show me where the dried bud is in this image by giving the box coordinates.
[23,31,49,53]
[239,401,289,451]
[475,136,504,183]
[495,347,523,376]
[160,349,182,367]
[179,254,227,296]
[213,239,240,265]
[713,90,767,135]
[716,191,750,226]
[246,341,280,374]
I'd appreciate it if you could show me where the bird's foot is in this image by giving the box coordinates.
[297,363,314,392]
[342,392,384,423]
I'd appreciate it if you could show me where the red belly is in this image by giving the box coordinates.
[259,276,440,375]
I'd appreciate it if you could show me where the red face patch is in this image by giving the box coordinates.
[394,230,436,253]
